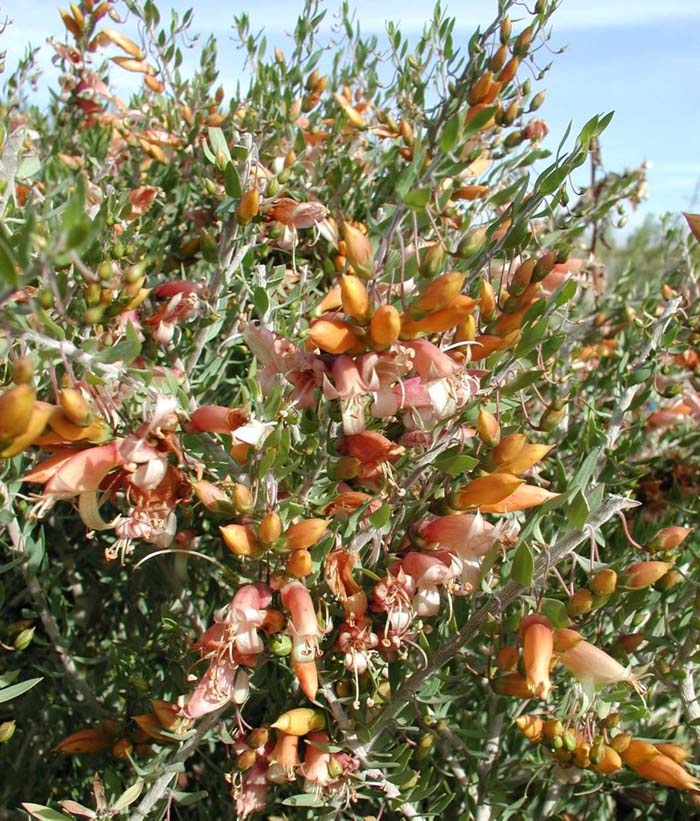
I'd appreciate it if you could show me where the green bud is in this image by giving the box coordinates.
[14,626,35,651]
[0,721,16,743]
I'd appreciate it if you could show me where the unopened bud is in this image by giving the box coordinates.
[341,223,374,279]
[247,727,269,748]
[495,645,518,671]
[610,732,631,754]
[340,274,371,321]
[543,718,563,740]
[648,526,692,553]
[60,387,92,426]
[0,721,16,743]
[236,749,257,771]
[567,589,593,618]
[12,357,33,385]
[656,569,682,591]
[480,278,496,321]
[14,627,35,651]
[591,568,617,596]
[236,188,260,224]
[259,512,282,545]
[286,548,313,578]
[477,408,501,447]
[419,243,446,278]
[370,305,401,348]
[622,561,673,589]
[231,483,252,513]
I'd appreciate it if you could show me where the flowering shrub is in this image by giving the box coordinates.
[1,0,699,818]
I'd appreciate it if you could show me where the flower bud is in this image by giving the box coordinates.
[479,278,496,321]
[287,549,313,578]
[271,708,325,736]
[340,274,371,321]
[490,43,508,72]
[259,512,282,545]
[618,633,644,654]
[591,568,617,596]
[270,633,292,656]
[491,672,531,698]
[220,524,260,557]
[0,721,16,743]
[532,251,557,282]
[112,738,133,759]
[236,749,257,771]
[231,483,252,513]
[515,715,543,743]
[418,243,446,278]
[610,732,632,754]
[407,272,465,320]
[567,589,593,618]
[477,408,501,447]
[370,305,401,348]
[574,741,591,769]
[648,526,692,553]
[449,473,522,510]
[622,561,673,589]
[283,518,329,550]
[499,56,520,85]
[12,357,33,385]
[0,384,36,440]
[495,645,518,671]
[491,433,526,466]
[14,627,35,651]
[509,258,536,296]
[456,226,487,259]
[236,187,260,224]
[538,403,566,431]
[341,222,374,279]
[656,569,682,591]
[193,481,235,516]
[543,718,563,740]
[308,319,363,354]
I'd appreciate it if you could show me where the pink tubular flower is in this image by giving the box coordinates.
[183,660,248,719]
[281,582,322,664]
[244,322,324,408]
[554,628,632,687]
[301,731,334,788]
[323,356,372,434]
[235,756,269,818]
[420,512,500,559]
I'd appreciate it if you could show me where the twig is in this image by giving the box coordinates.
[131,708,227,820]
[475,698,503,821]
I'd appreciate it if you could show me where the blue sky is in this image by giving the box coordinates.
[2,0,699,231]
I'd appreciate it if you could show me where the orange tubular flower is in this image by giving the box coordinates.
[622,740,700,791]
[520,614,554,699]
[308,318,363,355]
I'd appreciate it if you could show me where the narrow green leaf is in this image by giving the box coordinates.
[439,112,461,153]
[510,542,534,586]
[369,503,391,529]
[223,162,241,198]
[0,676,43,704]
[21,806,73,821]
[402,187,431,211]
[0,238,18,285]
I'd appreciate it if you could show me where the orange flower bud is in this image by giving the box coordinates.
[12,357,33,385]
[509,258,536,296]
[648,526,693,553]
[592,568,617,596]
[520,614,553,699]
[622,561,673,589]
[308,319,362,354]
[567,589,593,618]
[490,43,508,72]
[259,511,282,545]
[0,384,36,440]
[341,222,374,279]
[515,715,543,743]
[102,27,145,59]
[543,718,564,740]
[499,55,520,84]
[1,402,54,458]
[491,672,532,698]
[231,483,252,513]
[287,549,313,578]
[495,645,519,671]
[340,274,370,321]
[292,657,318,701]
[407,272,465,320]
[618,633,644,654]
[370,305,401,348]
[593,745,623,774]
[193,481,234,515]
[478,484,559,514]
[52,723,117,754]
[477,408,501,447]
[271,707,325,736]
[449,473,523,510]
[111,56,154,74]
[491,433,526,466]
[400,295,478,336]
[452,184,489,201]
[283,518,329,550]
[454,315,477,343]
[60,387,92,426]
[468,71,493,105]
[220,524,260,557]
[610,732,632,754]
[236,187,260,224]
[497,443,553,475]
[656,743,692,764]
